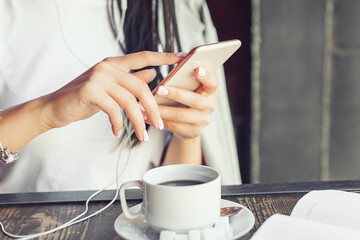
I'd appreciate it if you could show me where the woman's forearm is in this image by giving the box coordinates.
[0,96,50,152]
[162,135,202,166]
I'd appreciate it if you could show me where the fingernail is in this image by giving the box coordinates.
[138,102,145,112]
[143,114,148,121]
[197,67,206,77]
[150,68,157,76]
[142,130,149,142]
[175,52,187,58]
[116,129,123,138]
[157,86,169,96]
[157,118,164,130]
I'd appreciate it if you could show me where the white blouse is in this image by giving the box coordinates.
[0,0,167,192]
[0,0,241,193]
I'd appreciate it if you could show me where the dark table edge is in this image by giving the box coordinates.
[1,180,360,205]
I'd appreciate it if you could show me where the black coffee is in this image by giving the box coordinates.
[159,180,205,187]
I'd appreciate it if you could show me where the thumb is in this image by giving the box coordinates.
[132,68,157,83]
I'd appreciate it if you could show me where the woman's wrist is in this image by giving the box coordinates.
[0,96,51,151]
[162,134,202,166]
[172,133,201,144]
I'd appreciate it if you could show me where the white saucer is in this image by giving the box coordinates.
[114,199,255,240]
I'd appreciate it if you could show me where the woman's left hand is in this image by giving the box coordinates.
[152,65,218,139]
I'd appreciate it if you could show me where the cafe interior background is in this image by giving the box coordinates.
[206,0,360,184]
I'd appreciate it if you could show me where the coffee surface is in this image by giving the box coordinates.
[159,180,205,186]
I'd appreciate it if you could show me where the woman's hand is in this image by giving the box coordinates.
[42,51,182,141]
[153,65,218,139]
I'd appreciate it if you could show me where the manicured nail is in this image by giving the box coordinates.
[157,86,169,96]
[142,130,149,142]
[116,129,123,138]
[157,118,164,130]
[197,67,206,77]
[138,102,145,112]
[143,114,148,121]
[150,68,157,75]
[175,52,187,58]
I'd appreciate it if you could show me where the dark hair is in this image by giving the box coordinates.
[108,0,181,90]
[107,0,182,143]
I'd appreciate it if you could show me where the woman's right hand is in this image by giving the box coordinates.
[42,51,182,141]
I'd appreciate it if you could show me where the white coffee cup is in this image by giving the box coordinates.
[119,164,221,233]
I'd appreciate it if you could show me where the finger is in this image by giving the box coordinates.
[104,81,149,141]
[88,88,124,137]
[142,112,148,121]
[159,106,211,125]
[105,65,163,130]
[194,66,218,95]
[105,51,183,71]
[132,68,157,84]
[139,102,149,121]
[156,85,215,111]
[163,120,203,139]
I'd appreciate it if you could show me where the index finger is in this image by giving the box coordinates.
[107,51,183,71]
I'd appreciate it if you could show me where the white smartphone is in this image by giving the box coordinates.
[153,39,241,106]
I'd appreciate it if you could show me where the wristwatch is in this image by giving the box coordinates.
[0,142,19,164]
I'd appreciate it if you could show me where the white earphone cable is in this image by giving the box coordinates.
[0,111,135,239]
[54,0,126,67]
[0,1,136,237]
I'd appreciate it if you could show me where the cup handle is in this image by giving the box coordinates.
[119,180,143,219]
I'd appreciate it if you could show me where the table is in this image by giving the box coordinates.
[1,180,360,239]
